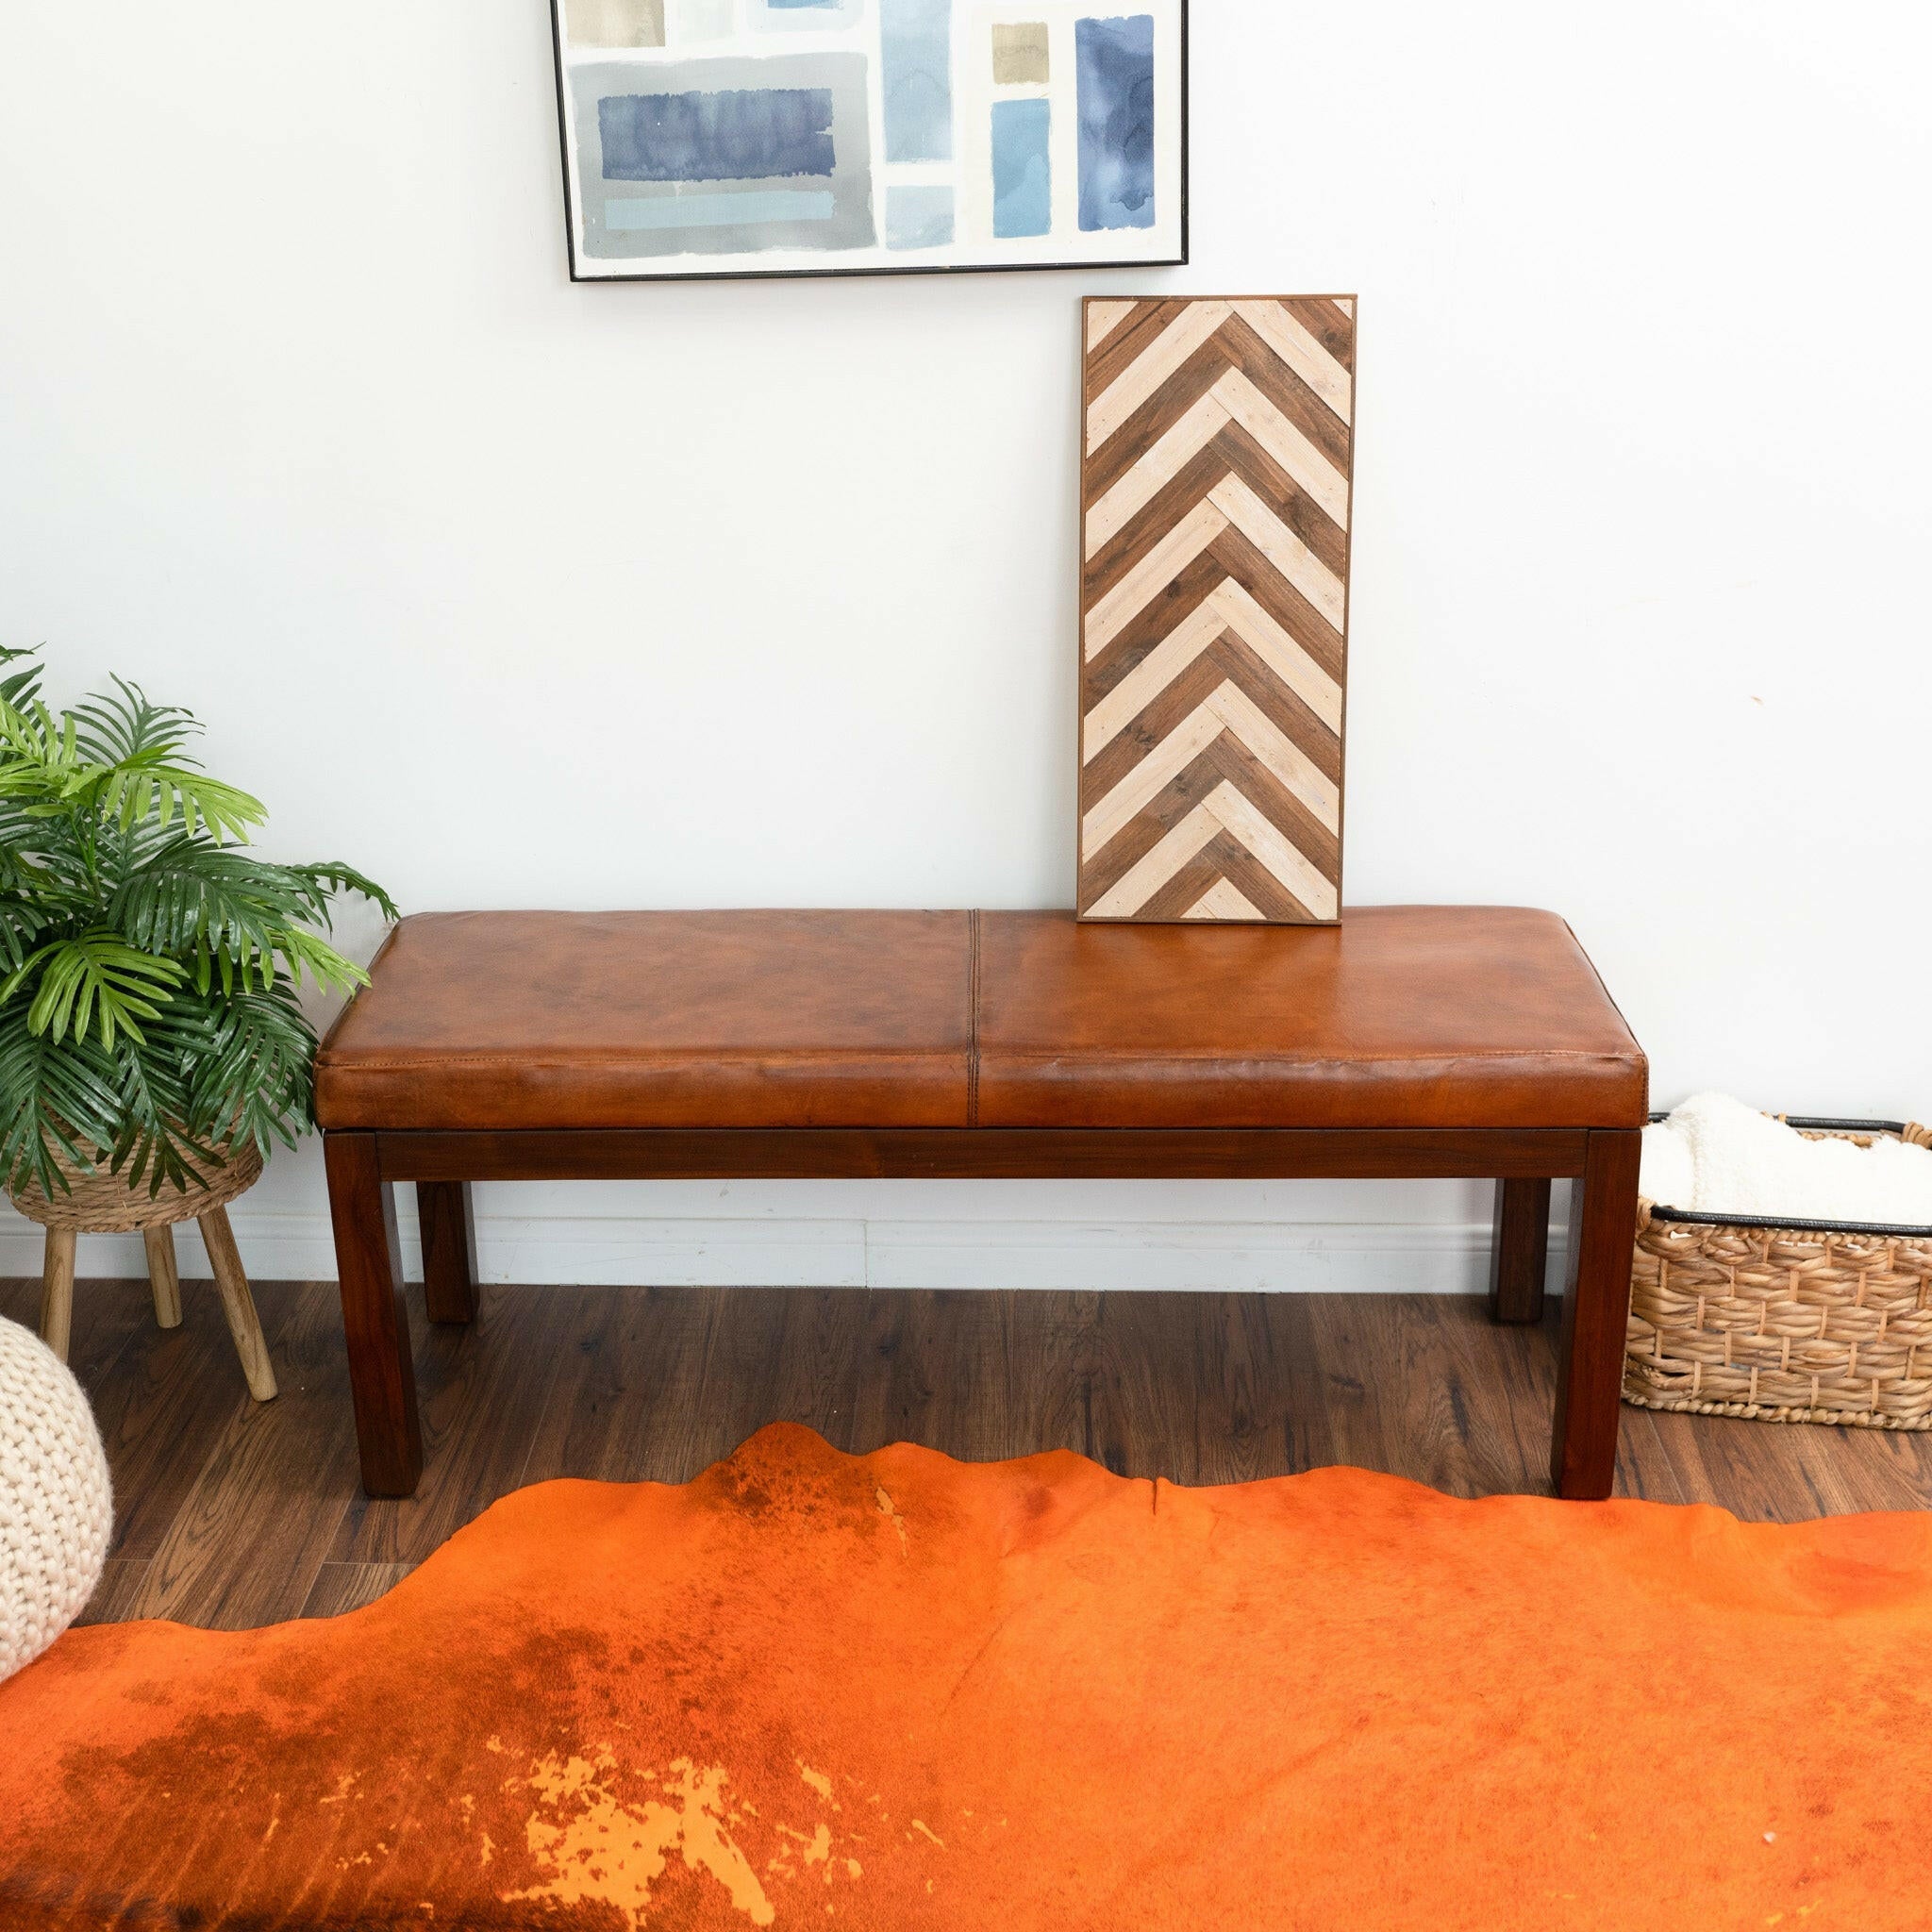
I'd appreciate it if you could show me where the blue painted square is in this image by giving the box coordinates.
[599,87,836,182]
[881,0,953,163]
[607,190,837,230]
[1076,14,1156,231]
[992,97,1051,239]
[575,54,874,259]
[752,0,863,24]
[886,184,955,249]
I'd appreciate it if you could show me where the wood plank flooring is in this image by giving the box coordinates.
[4,1273,1927,1633]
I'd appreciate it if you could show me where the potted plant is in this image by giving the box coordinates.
[0,647,394,1387]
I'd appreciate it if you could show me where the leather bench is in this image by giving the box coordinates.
[317,906,1647,1500]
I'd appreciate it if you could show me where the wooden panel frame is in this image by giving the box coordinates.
[1076,293,1358,924]
[325,1126,1640,1505]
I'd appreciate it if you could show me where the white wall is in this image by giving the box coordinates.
[3,1,1928,1290]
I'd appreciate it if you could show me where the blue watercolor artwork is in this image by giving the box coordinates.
[992,97,1052,239]
[751,0,863,26]
[573,54,874,259]
[881,0,953,162]
[606,190,837,230]
[599,87,836,181]
[886,184,956,250]
[552,2,1183,277]
[1076,14,1157,232]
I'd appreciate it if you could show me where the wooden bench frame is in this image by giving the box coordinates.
[323,1123,1641,1503]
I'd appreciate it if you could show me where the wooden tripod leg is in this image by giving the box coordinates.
[40,1227,75,1363]
[144,1224,184,1329]
[199,1206,278,1402]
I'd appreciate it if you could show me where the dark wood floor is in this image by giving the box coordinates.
[6,1272,1929,1633]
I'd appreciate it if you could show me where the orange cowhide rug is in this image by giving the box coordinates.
[3,1424,1930,1930]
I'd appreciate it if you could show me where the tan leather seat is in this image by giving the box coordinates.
[315,906,1645,1134]
[315,910,974,1130]
[975,907,1645,1129]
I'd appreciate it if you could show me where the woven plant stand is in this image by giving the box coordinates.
[9,1143,277,1403]
[1624,1120,1932,1428]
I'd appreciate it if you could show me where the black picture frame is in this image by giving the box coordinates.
[548,0,1189,285]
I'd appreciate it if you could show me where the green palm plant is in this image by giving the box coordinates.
[0,649,395,1200]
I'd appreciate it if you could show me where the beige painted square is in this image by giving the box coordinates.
[991,23,1051,86]
[566,0,666,48]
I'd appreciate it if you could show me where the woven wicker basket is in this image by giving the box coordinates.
[8,1138,262,1234]
[1624,1117,1932,1428]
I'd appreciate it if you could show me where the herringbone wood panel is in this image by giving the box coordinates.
[1078,296,1357,923]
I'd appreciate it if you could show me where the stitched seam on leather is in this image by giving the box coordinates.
[1560,913,1651,1081]
[974,1049,1645,1065]
[315,1049,972,1070]
[316,1049,1637,1072]
[316,923,399,1056]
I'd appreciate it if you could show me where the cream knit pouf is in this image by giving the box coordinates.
[0,1315,112,1682]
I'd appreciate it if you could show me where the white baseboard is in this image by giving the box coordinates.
[0,1210,1567,1295]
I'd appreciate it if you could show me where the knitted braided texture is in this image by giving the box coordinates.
[0,1317,112,1681]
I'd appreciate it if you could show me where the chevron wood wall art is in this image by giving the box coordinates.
[1076,295,1357,924]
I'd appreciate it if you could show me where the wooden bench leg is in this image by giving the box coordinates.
[325,1131,423,1497]
[1551,1128,1641,1500]
[417,1181,477,1325]
[1488,1177,1551,1324]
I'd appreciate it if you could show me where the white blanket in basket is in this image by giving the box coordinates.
[1641,1092,1932,1226]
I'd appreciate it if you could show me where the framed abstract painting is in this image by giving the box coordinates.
[548,1,1188,281]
